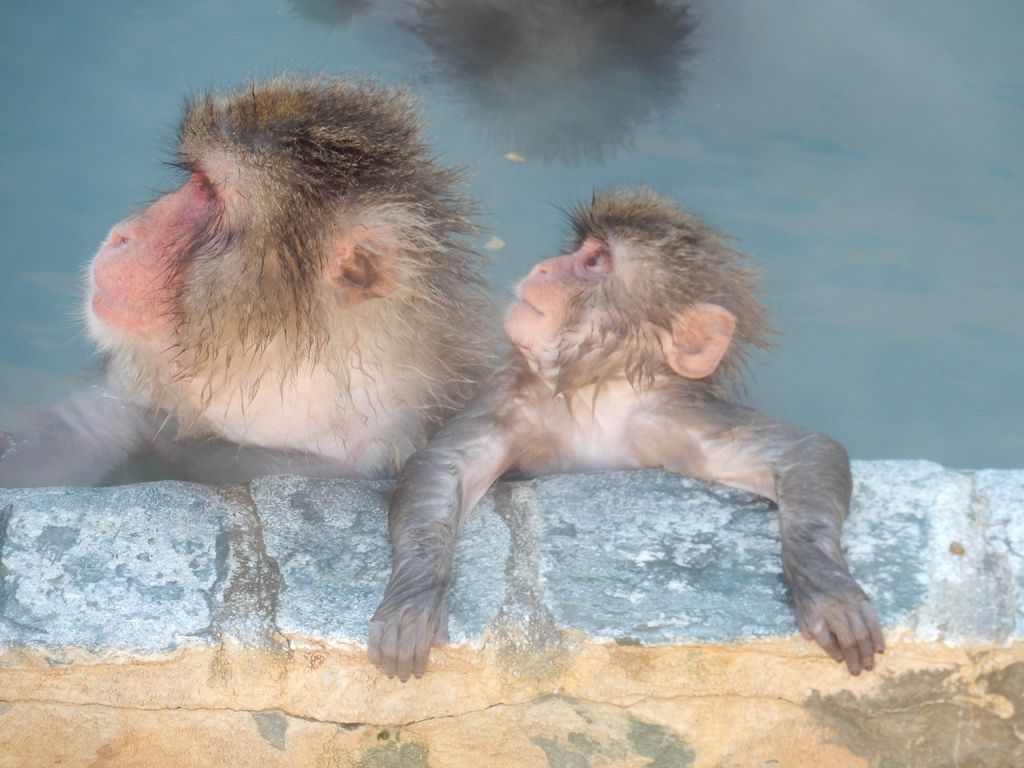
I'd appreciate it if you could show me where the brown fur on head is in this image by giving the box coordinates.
[99,76,490,435]
[551,189,773,397]
[174,76,481,365]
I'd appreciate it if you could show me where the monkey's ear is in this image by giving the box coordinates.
[326,225,397,305]
[660,303,736,379]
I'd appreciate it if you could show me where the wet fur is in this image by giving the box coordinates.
[370,190,883,680]
[100,77,492,444]
[556,189,772,397]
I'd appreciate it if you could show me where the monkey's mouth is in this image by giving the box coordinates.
[89,287,168,342]
[91,289,143,326]
[514,297,544,316]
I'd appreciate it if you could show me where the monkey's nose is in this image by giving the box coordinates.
[100,213,149,251]
[529,260,553,277]
[101,228,132,250]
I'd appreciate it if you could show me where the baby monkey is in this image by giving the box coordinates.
[369,189,884,680]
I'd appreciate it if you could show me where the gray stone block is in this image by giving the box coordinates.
[251,476,393,645]
[1,461,1021,655]
[252,476,509,644]
[977,468,1024,637]
[0,483,229,652]
[524,461,1019,644]
[530,471,792,642]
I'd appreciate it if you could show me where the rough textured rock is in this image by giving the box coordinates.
[978,468,1024,636]
[0,482,228,652]
[250,475,510,645]
[0,461,1022,767]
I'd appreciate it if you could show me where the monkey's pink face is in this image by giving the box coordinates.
[505,238,613,360]
[88,173,222,346]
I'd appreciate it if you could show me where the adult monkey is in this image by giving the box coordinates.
[0,77,491,487]
[370,189,884,680]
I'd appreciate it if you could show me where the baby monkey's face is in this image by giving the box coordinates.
[504,237,613,361]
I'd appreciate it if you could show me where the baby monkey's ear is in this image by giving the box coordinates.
[658,303,736,379]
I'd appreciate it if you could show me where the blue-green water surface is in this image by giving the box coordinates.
[0,0,1021,468]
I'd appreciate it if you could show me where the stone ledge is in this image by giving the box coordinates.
[2,461,1020,651]
[1,461,1022,767]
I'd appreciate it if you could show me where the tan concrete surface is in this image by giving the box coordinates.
[2,633,1021,767]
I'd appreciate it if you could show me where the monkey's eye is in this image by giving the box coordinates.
[579,249,612,276]
[191,172,218,201]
